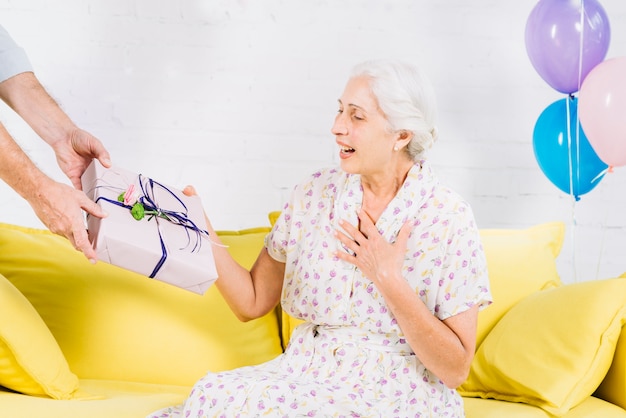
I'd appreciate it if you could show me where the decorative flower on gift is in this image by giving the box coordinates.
[122,183,138,206]
[117,183,169,222]
[118,184,145,220]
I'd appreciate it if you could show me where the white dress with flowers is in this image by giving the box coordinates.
[148,161,492,418]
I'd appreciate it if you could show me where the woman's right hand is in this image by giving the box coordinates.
[182,185,216,232]
[182,185,197,197]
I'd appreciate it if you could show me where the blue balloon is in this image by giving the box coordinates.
[533,97,607,199]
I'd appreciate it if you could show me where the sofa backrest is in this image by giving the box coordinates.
[0,217,566,386]
[0,223,283,387]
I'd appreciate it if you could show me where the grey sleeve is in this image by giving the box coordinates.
[0,24,33,83]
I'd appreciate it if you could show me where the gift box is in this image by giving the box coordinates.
[81,161,218,295]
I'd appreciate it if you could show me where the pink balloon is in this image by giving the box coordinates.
[579,56,626,167]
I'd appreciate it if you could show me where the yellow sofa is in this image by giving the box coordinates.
[0,217,625,418]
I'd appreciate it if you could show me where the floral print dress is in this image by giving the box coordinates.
[148,161,492,418]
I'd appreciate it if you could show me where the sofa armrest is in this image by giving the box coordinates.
[595,327,626,409]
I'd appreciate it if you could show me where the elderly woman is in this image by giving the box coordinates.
[150,59,492,418]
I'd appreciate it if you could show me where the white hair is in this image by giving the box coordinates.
[350,60,439,161]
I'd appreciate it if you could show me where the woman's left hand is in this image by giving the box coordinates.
[334,210,412,289]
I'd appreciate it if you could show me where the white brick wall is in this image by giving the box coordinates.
[1,0,625,283]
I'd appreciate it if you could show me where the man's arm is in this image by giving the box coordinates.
[0,25,112,261]
[0,122,106,261]
[0,71,111,190]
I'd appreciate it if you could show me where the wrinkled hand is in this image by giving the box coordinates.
[29,178,107,262]
[334,210,412,288]
[52,128,111,190]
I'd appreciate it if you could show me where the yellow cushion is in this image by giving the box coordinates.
[0,273,79,399]
[595,269,626,410]
[475,222,565,346]
[0,223,283,387]
[268,211,281,227]
[459,278,626,416]
[464,396,626,418]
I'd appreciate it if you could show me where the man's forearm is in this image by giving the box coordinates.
[0,71,76,147]
[0,122,51,201]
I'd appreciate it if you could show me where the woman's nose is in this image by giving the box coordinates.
[331,115,348,135]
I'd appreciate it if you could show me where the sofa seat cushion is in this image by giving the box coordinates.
[0,223,283,387]
[0,379,190,418]
[464,397,556,417]
[0,273,79,399]
[460,278,626,416]
[464,396,626,418]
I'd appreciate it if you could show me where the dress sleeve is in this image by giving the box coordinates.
[434,209,492,321]
[264,169,328,264]
[264,190,295,263]
[265,181,299,263]
[0,24,33,83]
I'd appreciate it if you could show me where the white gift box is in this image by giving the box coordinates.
[81,161,218,295]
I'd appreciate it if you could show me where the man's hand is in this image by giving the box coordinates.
[28,177,107,262]
[52,127,112,190]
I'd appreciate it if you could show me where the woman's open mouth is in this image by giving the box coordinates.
[340,146,355,155]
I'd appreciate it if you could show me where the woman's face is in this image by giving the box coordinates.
[331,76,399,176]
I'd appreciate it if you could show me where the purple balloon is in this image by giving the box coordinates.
[525,0,611,94]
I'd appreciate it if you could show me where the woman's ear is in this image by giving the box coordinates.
[395,130,413,151]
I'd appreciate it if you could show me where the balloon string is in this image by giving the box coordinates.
[577,0,586,93]
[591,166,610,183]
[565,97,578,283]
[570,198,577,283]
[575,0,584,198]
[569,0,585,283]
[593,170,612,281]
[565,97,577,202]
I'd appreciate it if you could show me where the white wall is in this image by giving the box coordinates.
[1,0,625,283]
